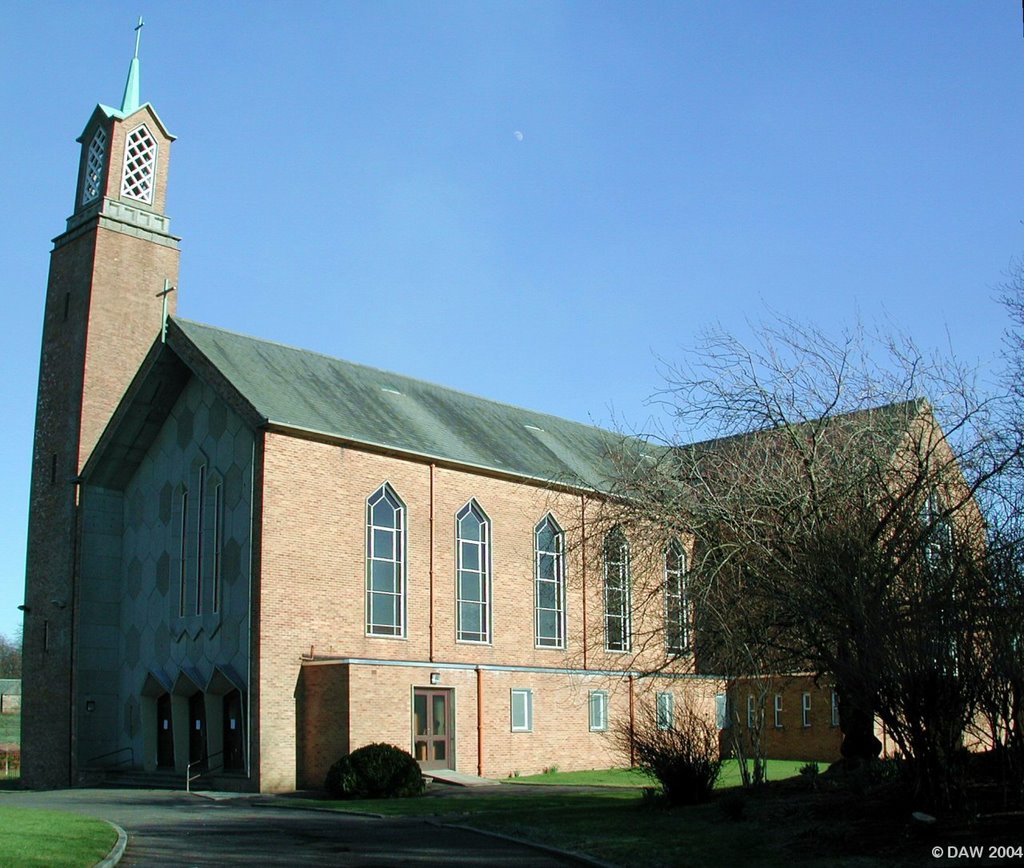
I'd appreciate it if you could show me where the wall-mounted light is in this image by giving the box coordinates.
[86,700,96,713]
[17,604,30,613]
[430,672,441,685]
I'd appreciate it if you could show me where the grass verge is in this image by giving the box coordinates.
[288,761,931,866]
[0,806,116,867]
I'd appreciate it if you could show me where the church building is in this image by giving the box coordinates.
[21,42,722,792]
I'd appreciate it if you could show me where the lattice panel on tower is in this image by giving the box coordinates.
[81,127,108,206]
[120,124,157,204]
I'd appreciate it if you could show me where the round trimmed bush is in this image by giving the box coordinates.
[324,743,424,799]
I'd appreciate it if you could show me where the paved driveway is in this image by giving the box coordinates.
[2,788,586,866]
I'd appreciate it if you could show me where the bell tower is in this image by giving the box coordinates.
[21,21,181,787]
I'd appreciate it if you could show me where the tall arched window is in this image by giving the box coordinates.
[456,500,491,643]
[604,527,631,652]
[366,483,406,637]
[665,539,690,654]
[535,514,566,649]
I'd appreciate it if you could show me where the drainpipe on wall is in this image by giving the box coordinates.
[580,494,588,670]
[429,464,436,663]
[476,666,484,777]
[628,674,636,767]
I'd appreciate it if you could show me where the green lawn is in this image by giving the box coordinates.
[0,807,116,867]
[508,759,808,788]
[293,780,898,867]
[288,761,906,867]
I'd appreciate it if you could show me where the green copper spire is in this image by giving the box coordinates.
[120,17,144,114]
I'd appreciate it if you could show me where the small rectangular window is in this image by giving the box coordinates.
[831,690,840,728]
[589,690,609,732]
[715,693,729,730]
[747,694,755,729]
[773,694,783,728]
[511,689,533,732]
[656,692,674,730]
[801,692,811,728]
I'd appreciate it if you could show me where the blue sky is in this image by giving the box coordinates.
[1,2,1022,640]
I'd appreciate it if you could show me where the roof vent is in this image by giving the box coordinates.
[524,424,544,432]
[381,387,402,396]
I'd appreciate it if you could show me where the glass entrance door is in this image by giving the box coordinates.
[412,688,452,770]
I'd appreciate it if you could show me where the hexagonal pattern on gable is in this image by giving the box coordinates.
[155,552,170,595]
[208,400,226,439]
[98,375,255,736]
[147,586,165,629]
[222,538,241,587]
[158,482,173,524]
[218,616,239,661]
[126,557,143,601]
[176,406,194,450]
[128,489,144,529]
[153,622,170,661]
[232,430,251,468]
[124,625,140,668]
[224,465,243,510]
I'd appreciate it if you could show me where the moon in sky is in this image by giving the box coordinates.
[513,130,524,142]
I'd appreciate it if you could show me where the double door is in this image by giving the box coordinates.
[413,688,452,770]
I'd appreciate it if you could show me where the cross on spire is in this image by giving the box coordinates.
[120,17,144,114]
[156,278,176,342]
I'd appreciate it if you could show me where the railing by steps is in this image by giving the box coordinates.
[186,750,224,793]
[84,746,134,769]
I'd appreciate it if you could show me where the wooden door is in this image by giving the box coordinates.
[412,688,452,770]
[222,690,244,771]
[156,693,174,768]
[188,692,207,768]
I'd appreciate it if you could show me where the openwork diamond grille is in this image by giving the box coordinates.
[120,124,157,203]
[81,127,107,206]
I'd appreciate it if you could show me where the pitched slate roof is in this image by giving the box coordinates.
[170,318,625,490]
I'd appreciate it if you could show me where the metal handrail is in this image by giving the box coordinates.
[84,745,134,769]
[186,749,224,793]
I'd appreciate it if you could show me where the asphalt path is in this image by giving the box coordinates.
[2,788,587,866]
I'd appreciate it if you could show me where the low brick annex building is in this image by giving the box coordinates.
[21,48,725,793]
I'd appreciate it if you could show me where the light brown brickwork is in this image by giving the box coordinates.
[22,101,179,788]
[727,675,842,763]
[256,432,722,791]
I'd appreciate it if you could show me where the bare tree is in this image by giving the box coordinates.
[0,630,21,679]
[590,314,1016,809]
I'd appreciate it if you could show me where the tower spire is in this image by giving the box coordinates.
[120,17,144,114]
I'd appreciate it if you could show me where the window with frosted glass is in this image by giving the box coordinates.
[589,690,608,731]
[366,483,406,637]
[535,514,565,648]
[511,688,533,732]
[665,539,690,654]
[656,692,674,730]
[604,527,631,652]
[456,500,490,643]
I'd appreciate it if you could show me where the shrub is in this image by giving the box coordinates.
[718,788,746,821]
[324,743,424,799]
[617,698,722,805]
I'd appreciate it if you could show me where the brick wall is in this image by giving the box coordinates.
[727,675,842,763]
[257,433,721,790]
